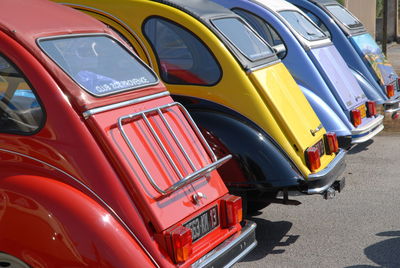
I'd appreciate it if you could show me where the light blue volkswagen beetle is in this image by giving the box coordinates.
[287,0,400,117]
[213,0,384,148]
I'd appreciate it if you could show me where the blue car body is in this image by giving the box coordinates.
[288,0,400,113]
[213,0,384,146]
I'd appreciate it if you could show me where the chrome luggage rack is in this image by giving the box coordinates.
[118,102,231,196]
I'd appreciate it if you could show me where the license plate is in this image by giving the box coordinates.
[356,104,367,118]
[184,206,219,242]
[314,139,325,156]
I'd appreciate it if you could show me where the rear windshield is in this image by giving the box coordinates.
[212,17,275,62]
[325,4,362,29]
[279,10,327,41]
[39,35,158,96]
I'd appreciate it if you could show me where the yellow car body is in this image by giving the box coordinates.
[54,0,345,191]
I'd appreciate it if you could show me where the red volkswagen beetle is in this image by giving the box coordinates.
[0,0,256,267]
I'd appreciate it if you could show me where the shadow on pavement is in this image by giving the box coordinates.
[345,231,400,268]
[239,217,299,262]
[348,139,374,154]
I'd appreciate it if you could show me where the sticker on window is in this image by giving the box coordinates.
[39,35,158,96]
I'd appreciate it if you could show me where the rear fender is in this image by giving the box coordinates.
[299,85,351,137]
[351,68,387,104]
[0,175,155,268]
[173,96,303,190]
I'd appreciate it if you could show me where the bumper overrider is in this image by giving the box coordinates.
[351,114,384,144]
[191,220,257,268]
[305,149,346,196]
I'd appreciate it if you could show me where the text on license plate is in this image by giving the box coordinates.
[314,139,325,156]
[356,104,367,118]
[184,206,219,242]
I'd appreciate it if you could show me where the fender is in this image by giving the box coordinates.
[173,95,303,191]
[350,68,386,104]
[0,175,155,268]
[299,85,351,138]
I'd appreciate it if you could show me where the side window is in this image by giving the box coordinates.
[0,55,44,134]
[143,18,221,85]
[298,7,331,38]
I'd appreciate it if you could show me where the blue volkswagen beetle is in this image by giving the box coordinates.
[214,0,384,148]
[288,0,400,115]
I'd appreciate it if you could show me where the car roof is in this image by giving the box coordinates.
[308,0,339,6]
[252,0,298,12]
[0,0,108,43]
[0,0,166,112]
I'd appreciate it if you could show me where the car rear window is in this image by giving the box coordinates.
[39,35,158,97]
[279,10,327,41]
[212,17,274,61]
[325,4,362,29]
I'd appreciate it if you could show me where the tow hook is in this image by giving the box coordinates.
[323,178,346,200]
[392,112,399,120]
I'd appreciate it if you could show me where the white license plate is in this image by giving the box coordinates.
[184,206,219,242]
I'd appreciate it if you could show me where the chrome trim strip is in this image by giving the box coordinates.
[192,220,257,268]
[384,98,400,105]
[351,114,384,135]
[82,91,169,119]
[308,149,346,182]
[246,59,281,73]
[0,148,159,268]
[59,2,154,68]
[385,107,400,113]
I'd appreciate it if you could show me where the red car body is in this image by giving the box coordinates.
[0,0,256,267]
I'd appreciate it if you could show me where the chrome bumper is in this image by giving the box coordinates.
[351,114,384,144]
[306,149,346,195]
[191,220,257,268]
[383,98,400,113]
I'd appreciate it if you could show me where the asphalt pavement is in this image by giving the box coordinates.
[236,133,400,268]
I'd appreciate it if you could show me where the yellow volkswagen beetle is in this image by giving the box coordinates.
[54,0,346,210]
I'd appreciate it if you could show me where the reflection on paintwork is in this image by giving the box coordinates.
[351,33,396,85]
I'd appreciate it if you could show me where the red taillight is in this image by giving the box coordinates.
[324,132,339,154]
[306,147,321,172]
[386,84,395,98]
[220,194,242,228]
[366,101,377,117]
[351,109,362,127]
[167,225,193,263]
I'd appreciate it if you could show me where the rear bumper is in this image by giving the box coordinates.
[351,114,384,144]
[383,98,400,113]
[305,149,346,195]
[191,220,257,268]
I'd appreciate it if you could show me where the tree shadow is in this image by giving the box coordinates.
[345,231,400,268]
[348,139,374,154]
[239,217,299,262]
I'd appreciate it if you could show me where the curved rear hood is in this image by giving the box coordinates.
[350,33,398,86]
[308,44,367,110]
[249,62,323,151]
